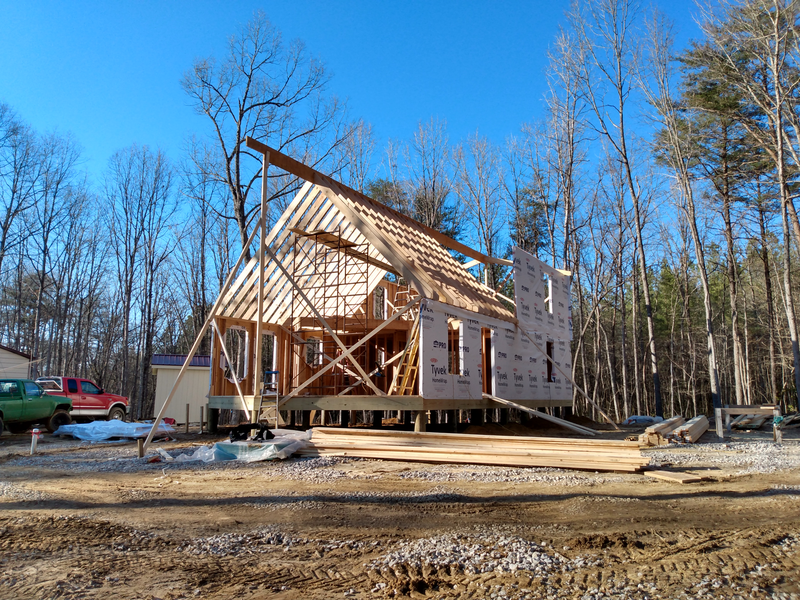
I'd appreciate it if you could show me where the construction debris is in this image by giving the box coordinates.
[731,414,768,430]
[297,428,650,472]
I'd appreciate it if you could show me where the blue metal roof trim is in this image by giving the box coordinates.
[151,354,211,368]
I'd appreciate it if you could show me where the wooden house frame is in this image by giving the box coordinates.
[143,138,593,450]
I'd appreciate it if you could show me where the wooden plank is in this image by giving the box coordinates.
[142,217,264,453]
[253,150,270,421]
[299,429,649,472]
[298,449,646,472]
[645,415,685,434]
[311,427,640,448]
[645,470,705,484]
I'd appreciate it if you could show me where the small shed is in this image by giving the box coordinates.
[0,344,31,379]
[151,354,210,424]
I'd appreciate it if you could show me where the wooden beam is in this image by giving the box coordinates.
[142,216,263,454]
[484,393,597,436]
[244,137,511,267]
[252,150,270,422]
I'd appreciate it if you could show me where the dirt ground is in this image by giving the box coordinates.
[1,423,800,600]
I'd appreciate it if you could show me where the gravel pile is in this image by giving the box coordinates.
[647,441,800,474]
[176,526,292,556]
[0,481,51,502]
[175,525,380,557]
[367,528,590,578]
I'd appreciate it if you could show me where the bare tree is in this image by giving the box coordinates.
[338,118,376,193]
[454,133,504,286]
[407,118,460,237]
[0,104,38,279]
[570,0,664,415]
[183,11,347,257]
[106,145,173,407]
[28,132,81,377]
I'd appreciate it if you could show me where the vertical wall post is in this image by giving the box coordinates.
[252,151,270,423]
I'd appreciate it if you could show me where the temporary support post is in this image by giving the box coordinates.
[414,410,427,432]
[141,218,263,454]
[253,151,269,422]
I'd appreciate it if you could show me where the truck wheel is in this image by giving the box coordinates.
[46,410,71,433]
[107,407,126,421]
[7,423,29,434]
[0,415,3,434]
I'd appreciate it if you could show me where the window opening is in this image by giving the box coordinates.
[221,325,249,383]
[542,272,552,313]
[447,318,462,375]
[81,381,101,394]
[305,337,323,367]
[546,340,554,382]
[373,286,386,320]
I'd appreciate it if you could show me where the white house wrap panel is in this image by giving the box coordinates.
[457,318,483,400]
[419,300,452,399]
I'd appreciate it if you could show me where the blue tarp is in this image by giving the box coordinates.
[53,420,175,441]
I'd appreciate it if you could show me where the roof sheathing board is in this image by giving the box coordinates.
[323,183,516,323]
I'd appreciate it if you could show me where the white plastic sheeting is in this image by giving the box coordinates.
[159,429,312,463]
[53,420,176,441]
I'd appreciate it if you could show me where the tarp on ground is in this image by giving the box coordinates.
[163,429,311,463]
[53,420,176,441]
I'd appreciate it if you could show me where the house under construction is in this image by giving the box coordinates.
[147,137,577,442]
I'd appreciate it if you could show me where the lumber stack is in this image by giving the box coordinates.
[638,415,686,447]
[667,415,709,443]
[297,428,651,472]
[731,414,767,430]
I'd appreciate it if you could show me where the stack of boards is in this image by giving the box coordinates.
[731,413,769,430]
[298,428,651,473]
[638,415,710,447]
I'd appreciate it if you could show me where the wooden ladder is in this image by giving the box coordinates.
[255,371,282,426]
[394,323,420,395]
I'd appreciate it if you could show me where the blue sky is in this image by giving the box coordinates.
[0,1,703,181]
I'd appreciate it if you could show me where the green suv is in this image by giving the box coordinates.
[0,379,72,434]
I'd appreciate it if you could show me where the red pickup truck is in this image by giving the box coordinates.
[36,377,128,421]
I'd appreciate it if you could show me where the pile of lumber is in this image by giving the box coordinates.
[667,415,709,443]
[638,416,685,446]
[731,414,768,430]
[297,428,651,473]
[782,413,800,429]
